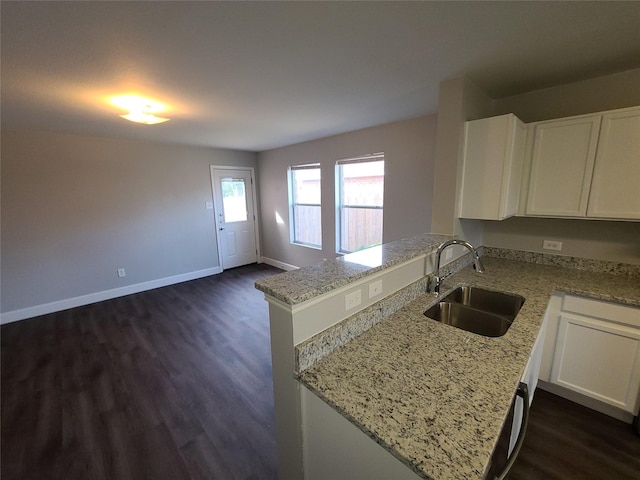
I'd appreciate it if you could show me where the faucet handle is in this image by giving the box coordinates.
[426,276,432,293]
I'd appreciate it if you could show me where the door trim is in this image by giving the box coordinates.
[210,165,261,272]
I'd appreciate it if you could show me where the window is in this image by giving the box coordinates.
[220,177,248,222]
[336,153,384,253]
[288,163,322,248]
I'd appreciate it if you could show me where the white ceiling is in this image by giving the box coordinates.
[2,1,640,152]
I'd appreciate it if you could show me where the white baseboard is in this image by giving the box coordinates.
[0,266,222,325]
[260,256,299,271]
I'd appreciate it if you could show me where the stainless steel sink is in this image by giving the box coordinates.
[424,286,525,337]
[441,286,525,321]
[424,302,514,337]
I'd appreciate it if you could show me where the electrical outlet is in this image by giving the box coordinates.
[445,248,453,260]
[542,240,563,251]
[205,201,213,210]
[345,290,362,310]
[117,268,126,278]
[369,279,383,299]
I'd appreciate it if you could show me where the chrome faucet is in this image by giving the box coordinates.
[430,239,485,294]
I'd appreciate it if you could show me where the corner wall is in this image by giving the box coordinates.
[1,130,257,321]
[431,76,493,253]
[256,115,437,268]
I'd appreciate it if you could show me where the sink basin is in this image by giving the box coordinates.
[424,302,513,337]
[424,286,525,337]
[442,286,525,320]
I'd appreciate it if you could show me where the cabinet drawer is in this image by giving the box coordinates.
[562,295,640,328]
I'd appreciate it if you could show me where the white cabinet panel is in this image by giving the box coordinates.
[551,312,640,414]
[301,386,421,480]
[587,107,640,219]
[459,114,526,220]
[525,115,601,217]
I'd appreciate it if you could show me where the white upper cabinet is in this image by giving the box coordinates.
[587,107,640,219]
[524,106,640,220]
[525,115,601,217]
[459,113,526,220]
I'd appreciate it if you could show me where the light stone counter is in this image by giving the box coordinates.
[297,257,640,480]
[255,233,452,305]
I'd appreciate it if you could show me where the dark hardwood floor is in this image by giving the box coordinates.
[1,263,282,480]
[509,388,640,480]
[3,264,639,480]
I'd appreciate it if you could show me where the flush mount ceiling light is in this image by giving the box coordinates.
[120,110,169,125]
[110,95,170,125]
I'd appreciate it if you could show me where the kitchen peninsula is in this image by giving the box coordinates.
[255,234,640,480]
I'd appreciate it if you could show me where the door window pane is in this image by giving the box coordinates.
[221,178,248,222]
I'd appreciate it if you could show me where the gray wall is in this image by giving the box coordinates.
[431,76,492,247]
[1,130,257,315]
[484,68,640,264]
[483,217,640,264]
[256,116,436,268]
[492,68,640,122]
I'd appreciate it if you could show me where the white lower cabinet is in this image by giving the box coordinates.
[300,386,421,480]
[541,293,640,417]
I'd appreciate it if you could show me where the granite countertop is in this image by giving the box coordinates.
[298,257,640,480]
[255,233,452,305]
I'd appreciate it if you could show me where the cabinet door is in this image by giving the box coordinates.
[525,116,601,217]
[587,107,640,219]
[459,114,526,220]
[550,312,640,413]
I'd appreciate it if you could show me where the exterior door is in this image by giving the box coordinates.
[211,167,258,270]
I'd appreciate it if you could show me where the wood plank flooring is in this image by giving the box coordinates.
[509,388,640,480]
[3,263,639,480]
[2,263,282,480]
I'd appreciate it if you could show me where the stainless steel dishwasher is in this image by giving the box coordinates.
[485,382,531,480]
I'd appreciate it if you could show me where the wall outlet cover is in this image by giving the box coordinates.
[369,280,383,298]
[345,290,362,310]
[542,240,563,251]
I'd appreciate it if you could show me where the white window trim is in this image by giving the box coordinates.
[335,153,385,254]
[288,163,322,249]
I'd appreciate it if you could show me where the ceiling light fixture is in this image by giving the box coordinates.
[110,95,170,125]
[119,110,170,125]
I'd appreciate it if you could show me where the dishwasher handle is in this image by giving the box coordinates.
[494,382,530,480]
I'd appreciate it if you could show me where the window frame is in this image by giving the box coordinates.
[288,163,322,249]
[335,153,385,254]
